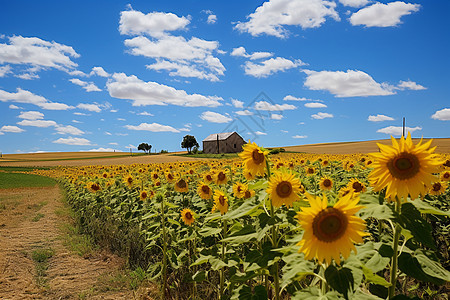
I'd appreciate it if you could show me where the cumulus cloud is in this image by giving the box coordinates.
[88,147,122,152]
[17,119,58,127]
[0,88,73,110]
[244,57,304,78]
[377,126,421,135]
[254,101,296,111]
[235,110,254,116]
[368,114,395,122]
[18,110,44,120]
[339,0,370,7]
[292,135,308,139]
[77,103,102,113]
[397,80,426,90]
[350,2,420,27]
[230,46,273,60]
[235,0,340,38]
[119,10,190,37]
[137,111,154,116]
[255,131,267,135]
[200,111,233,123]
[69,78,101,92]
[124,122,181,132]
[9,104,21,109]
[0,65,12,77]
[271,114,284,120]
[283,95,310,101]
[303,69,395,97]
[231,98,244,108]
[207,14,217,24]
[53,137,92,146]
[0,125,25,133]
[311,112,333,119]
[107,73,223,107]
[90,66,110,77]
[431,108,450,121]
[0,36,80,76]
[55,125,84,136]
[305,102,327,108]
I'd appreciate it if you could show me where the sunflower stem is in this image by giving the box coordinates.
[388,197,402,299]
[269,196,280,300]
[159,194,168,300]
[219,219,227,300]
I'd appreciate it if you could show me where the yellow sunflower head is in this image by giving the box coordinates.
[296,193,367,265]
[319,176,333,191]
[233,182,248,199]
[140,190,148,201]
[369,133,443,201]
[87,181,101,193]
[203,172,214,184]
[215,170,228,185]
[174,177,189,193]
[428,181,448,196]
[238,141,269,177]
[244,189,255,199]
[197,182,213,200]
[123,174,134,187]
[347,178,366,194]
[165,172,176,183]
[440,171,450,182]
[181,208,195,226]
[212,190,229,215]
[267,170,301,208]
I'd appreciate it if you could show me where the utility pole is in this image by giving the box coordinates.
[402,117,405,137]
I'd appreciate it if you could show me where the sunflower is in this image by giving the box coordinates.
[267,171,301,207]
[243,170,256,181]
[305,166,315,176]
[87,181,101,193]
[165,172,176,183]
[440,171,450,181]
[369,133,442,200]
[215,170,228,185]
[233,182,248,199]
[123,174,134,187]
[151,171,159,181]
[244,189,255,199]
[197,182,213,200]
[296,193,367,265]
[181,208,195,226]
[347,178,366,193]
[238,141,269,176]
[212,190,228,215]
[140,190,148,201]
[319,176,333,191]
[174,177,189,193]
[428,181,448,196]
[203,173,214,184]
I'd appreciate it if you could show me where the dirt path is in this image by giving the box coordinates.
[0,185,142,299]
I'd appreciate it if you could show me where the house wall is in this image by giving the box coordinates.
[202,133,246,154]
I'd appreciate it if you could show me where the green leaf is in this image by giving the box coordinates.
[192,270,207,282]
[198,226,222,237]
[209,257,228,270]
[292,287,341,300]
[350,288,384,299]
[190,255,213,267]
[358,204,394,220]
[391,295,421,300]
[223,199,263,220]
[397,203,436,250]
[281,252,315,289]
[410,199,450,216]
[325,265,354,299]
[361,264,391,287]
[398,251,446,285]
[237,285,268,300]
[167,218,181,227]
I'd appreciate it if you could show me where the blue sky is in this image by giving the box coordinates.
[0,0,448,154]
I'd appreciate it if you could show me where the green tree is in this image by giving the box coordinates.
[137,143,152,154]
[181,135,199,154]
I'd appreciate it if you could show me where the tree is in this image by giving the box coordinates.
[138,143,152,154]
[181,135,199,154]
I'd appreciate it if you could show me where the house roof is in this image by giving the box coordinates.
[203,132,236,142]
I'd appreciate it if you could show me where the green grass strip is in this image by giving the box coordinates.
[0,172,56,189]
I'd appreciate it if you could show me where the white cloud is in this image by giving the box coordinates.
[55,125,84,135]
[431,108,450,121]
[311,112,333,119]
[124,122,181,132]
[305,102,327,108]
[17,119,58,127]
[0,65,12,77]
[377,126,422,135]
[350,2,420,27]
[397,80,426,91]
[207,14,217,24]
[293,135,308,139]
[368,114,395,122]
[235,110,254,116]
[244,57,304,78]
[88,147,122,152]
[90,66,110,77]
[18,110,44,120]
[107,73,223,107]
[15,72,40,80]
[200,111,233,123]
[72,120,82,123]
[255,131,267,135]
[231,98,244,108]
[254,101,296,111]
[0,125,25,133]
[230,46,273,60]
[283,95,310,101]
[0,88,73,110]
[109,142,118,145]
[77,103,102,113]
[73,112,89,116]
[339,0,370,8]
[281,130,288,133]
[303,69,395,97]
[119,10,190,37]
[53,137,92,146]
[271,114,284,120]
[137,111,154,116]
[69,78,101,92]
[0,36,79,72]
[235,0,340,38]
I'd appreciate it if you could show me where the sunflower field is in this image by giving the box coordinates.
[33,134,450,300]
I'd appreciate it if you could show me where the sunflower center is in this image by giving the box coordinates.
[276,181,292,198]
[141,192,147,198]
[127,177,133,184]
[168,174,174,180]
[443,172,450,179]
[218,172,226,181]
[185,212,192,220]
[307,168,314,174]
[206,174,212,181]
[219,195,226,206]
[313,207,348,243]
[177,179,187,189]
[252,149,265,165]
[352,181,363,192]
[202,185,210,193]
[244,190,251,198]
[323,179,332,187]
[388,152,420,180]
[237,186,243,192]
[432,182,442,191]
[92,183,100,191]
[153,174,158,179]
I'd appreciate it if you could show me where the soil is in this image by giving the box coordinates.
[0,185,154,299]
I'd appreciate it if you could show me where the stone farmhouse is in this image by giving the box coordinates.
[202,132,246,154]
